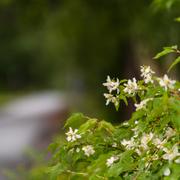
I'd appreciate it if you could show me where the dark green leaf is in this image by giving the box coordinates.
[168,56,180,72]
[64,113,88,129]
[153,46,177,59]
[175,17,180,22]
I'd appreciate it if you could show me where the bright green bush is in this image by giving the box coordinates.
[47,47,180,180]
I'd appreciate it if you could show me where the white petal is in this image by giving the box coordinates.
[163,168,171,176]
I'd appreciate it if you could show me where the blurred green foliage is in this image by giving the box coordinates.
[0,0,180,120]
[0,0,180,91]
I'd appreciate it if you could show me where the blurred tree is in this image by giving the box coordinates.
[0,0,179,119]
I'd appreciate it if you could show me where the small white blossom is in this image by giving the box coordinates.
[134,98,153,111]
[82,145,95,157]
[121,138,136,150]
[152,154,159,160]
[140,132,154,150]
[140,65,155,84]
[124,78,139,95]
[158,74,176,91]
[163,167,171,176]
[145,162,150,168]
[106,156,119,167]
[135,148,142,156]
[140,65,155,77]
[122,121,129,126]
[132,127,139,138]
[76,148,80,153]
[175,158,180,164]
[112,143,117,148]
[165,127,176,138]
[104,93,119,106]
[135,120,139,124]
[69,148,74,153]
[144,74,154,84]
[103,76,120,94]
[162,145,180,161]
[65,127,81,142]
[152,138,166,149]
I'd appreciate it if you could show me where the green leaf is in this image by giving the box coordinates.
[78,118,98,133]
[97,121,115,133]
[113,127,132,140]
[48,142,59,153]
[153,46,177,59]
[169,98,180,131]
[175,17,180,22]
[120,79,127,84]
[119,95,128,106]
[47,163,67,180]
[64,113,88,129]
[87,153,114,176]
[106,150,136,178]
[168,56,180,72]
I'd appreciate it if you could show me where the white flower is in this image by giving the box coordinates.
[140,132,154,150]
[134,98,153,111]
[104,93,119,106]
[158,74,176,91]
[112,143,117,148]
[140,65,155,77]
[82,145,95,157]
[165,127,176,138]
[152,154,159,160]
[162,145,180,161]
[106,156,119,167]
[124,78,139,95]
[65,127,81,142]
[122,121,129,126]
[135,148,142,156]
[103,76,120,94]
[121,138,136,150]
[76,148,80,153]
[140,65,155,84]
[69,148,74,153]
[135,120,139,124]
[175,158,180,164]
[152,138,166,149]
[144,74,154,84]
[163,167,171,176]
[132,127,139,138]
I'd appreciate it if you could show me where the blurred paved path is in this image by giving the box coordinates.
[0,91,68,178]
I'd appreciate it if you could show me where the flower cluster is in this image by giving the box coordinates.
[103,76,120,107]
[103,65,177,112]
[119,126,180,166]
[102,65,179,177]
[106,127,179,177]
[65,128,95,157]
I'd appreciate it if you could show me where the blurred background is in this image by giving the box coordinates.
[0,0,180,179]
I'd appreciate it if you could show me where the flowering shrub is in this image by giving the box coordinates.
[48,48,180,179]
